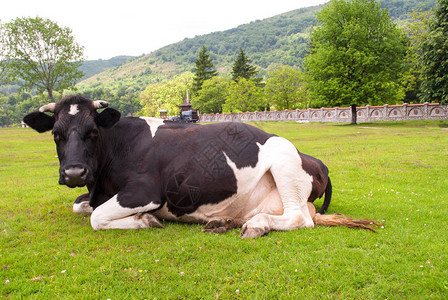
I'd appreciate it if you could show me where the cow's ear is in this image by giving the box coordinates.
[97,108,121,128]
[23,112,55,133]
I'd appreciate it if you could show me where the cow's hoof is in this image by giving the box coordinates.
[204,219,224,229]
[137,213,164,228]
[203,219,227,234]
[240,226,268,239]
[204,218,246,234]
[73,201,93,214]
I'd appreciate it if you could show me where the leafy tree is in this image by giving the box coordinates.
[0,21,12,86]
[140,72,193,117]
[0,92,40,126]
[264,66,305,110]
[192,45,217,93]
[421,0,448,103]
[231,48,260,83]
[304,0,408,108]
[402,6,434,103]
[222,78,265,113]
[2,17,85,101]
[192,76,230,113]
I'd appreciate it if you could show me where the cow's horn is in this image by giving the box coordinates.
[39,103,56,113]
[93,100,109,109]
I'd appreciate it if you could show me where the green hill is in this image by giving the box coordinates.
[77,5,321,89]
[78,56,135,81]
[78,0,435,93]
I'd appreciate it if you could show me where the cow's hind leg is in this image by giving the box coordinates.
[241,137,314,239]
[240,208,313,239]
[73,193,93,214]
[90,194,163,230]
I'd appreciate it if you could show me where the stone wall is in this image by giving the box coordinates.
[199,103,448,123]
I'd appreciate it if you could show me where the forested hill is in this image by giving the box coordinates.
[385,0,435,18]
[78,4,321,87]
[78,0,436,89]
[79,56,134,81]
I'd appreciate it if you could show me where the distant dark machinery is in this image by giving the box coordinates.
[168,90,199,123]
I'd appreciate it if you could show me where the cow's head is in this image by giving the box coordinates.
[23,95,121,188]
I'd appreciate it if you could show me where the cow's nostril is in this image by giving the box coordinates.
[80,168,88,179]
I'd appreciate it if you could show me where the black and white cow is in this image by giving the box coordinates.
[24,95,377,238]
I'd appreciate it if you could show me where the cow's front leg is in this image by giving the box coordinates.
[73,193,93,214]
[90,194,163,230]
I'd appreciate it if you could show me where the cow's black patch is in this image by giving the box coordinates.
[217,123,259,166]
[89,117,162,209]
[153,122,275,216]
[299,152,329,202]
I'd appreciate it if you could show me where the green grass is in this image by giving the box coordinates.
[1,120,447,299]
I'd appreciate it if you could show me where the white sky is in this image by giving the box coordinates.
[1,0,328,60]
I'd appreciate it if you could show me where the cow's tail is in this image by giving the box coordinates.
[312,212,384,233]
[318,177,332,214]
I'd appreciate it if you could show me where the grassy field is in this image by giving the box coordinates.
[1,120,447,299]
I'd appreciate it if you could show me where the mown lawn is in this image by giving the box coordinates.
[1,120,447,299]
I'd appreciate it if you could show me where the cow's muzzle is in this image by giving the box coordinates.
[60,166,89,188]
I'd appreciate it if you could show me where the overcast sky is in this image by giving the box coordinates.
[1,0,328,60]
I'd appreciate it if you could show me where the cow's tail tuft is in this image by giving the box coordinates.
[318,177,332,214]
[313,213,384,233]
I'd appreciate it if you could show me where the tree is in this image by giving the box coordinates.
[192,45,217,93]
[222,78,265,113]
[192,76,230,113]
[0,21,12,86]
[402,6,434,103]
[231,48,261,84]
[140,72,193,117]
[264,66,306,110]
[304,0,408,109]
[2,17,85,101]
[421,0,448,104]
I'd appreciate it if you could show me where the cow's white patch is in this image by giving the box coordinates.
[69,104,79,115]
[90,194,160,230]
[140,117,165,138]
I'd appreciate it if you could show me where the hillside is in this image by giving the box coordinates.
[78,56,135,81]
[77,0,436,93]
[77,4,322,89]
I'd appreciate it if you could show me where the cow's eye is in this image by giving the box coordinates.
[54,133,64,142]
[85,129,99,140]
